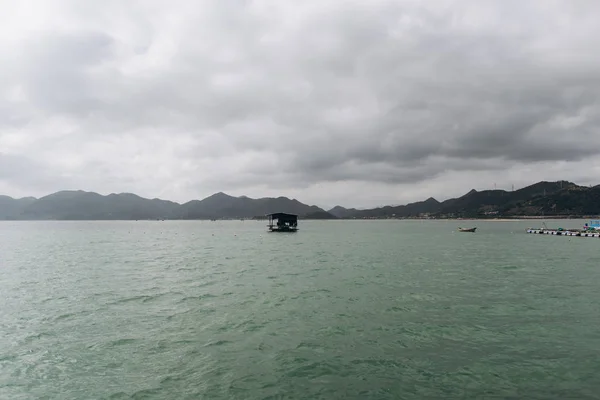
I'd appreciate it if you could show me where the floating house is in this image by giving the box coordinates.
[267,213,298,232]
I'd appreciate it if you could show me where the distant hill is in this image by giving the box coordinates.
[333,180,593,219]
[504,184,600,216]
[178,192,324,219]
[328,205,359,219]
[0,190,327,220]
[18,191,181,220]
[303,210,338,220]
[1,180,597,220]
[0,195,37,220]
[436,181,576,217]
[342,197,442,219]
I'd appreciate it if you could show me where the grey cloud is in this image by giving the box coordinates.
[0,153,75,192]
[20,31,115,115]
[1,0,599,206]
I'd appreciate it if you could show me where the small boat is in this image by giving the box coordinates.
[458,227,477,232]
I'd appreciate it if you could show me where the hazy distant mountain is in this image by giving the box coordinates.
[179,192,324,219]
[303,210,338,220]
[327,205,359,219]
[0,195,37,219]
[504,183,600,216]
[437,180,576,217]
[334,180,589,219]
[0,190,327,220]
[18,190,181,220]
[337,197,442,219]
[0,180,597,220]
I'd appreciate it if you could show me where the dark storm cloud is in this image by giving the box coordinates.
[1,0,599,206]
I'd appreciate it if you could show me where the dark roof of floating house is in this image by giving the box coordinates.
[266,212,298,219]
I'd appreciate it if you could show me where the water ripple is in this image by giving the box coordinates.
[1,220,600,399]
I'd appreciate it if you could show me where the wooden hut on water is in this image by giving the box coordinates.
[267,213,298,232]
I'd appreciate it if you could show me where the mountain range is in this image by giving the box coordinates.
[1,180,599,220]
[328,180,600,219]
[0,191,329,220]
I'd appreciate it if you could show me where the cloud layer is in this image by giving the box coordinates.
[1,0,599,207]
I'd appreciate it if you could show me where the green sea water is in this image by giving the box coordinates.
[1,219,599,399]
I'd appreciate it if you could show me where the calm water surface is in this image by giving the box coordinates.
[1,220,599,399]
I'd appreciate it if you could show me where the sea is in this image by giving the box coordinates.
[1,219,599,399]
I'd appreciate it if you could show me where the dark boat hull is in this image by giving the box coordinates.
[268,227,298,232]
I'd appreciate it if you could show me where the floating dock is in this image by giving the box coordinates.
[526,229,600,238]
[527,220,600,238]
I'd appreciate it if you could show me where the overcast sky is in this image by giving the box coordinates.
[1,0,599,208]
